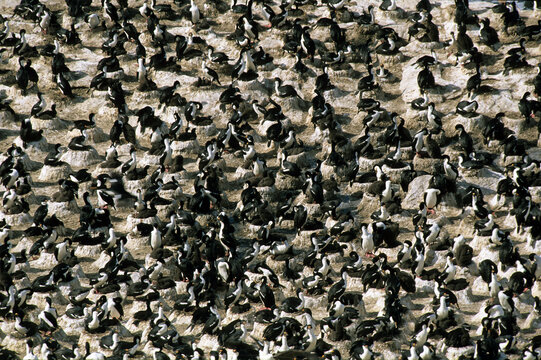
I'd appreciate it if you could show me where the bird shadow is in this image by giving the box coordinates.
[295,68,318,80]
[122,74,138,83]
[77,256,97,264]
[121,7,140,20]
[65,95,87,104]
[80,45,102,53]
[469,7,491,16]
[476,85,497,96]
[1,74,17,86]
[50,329,76,343]
[479,53,501,68]
[335,113,352,126]
[430,83,461,95]
[33,181,57,188]
[377,90,403,102]
[31,195,49,203]
[68,71,88,81]
[181,157,196,165]
[0,129,18,140]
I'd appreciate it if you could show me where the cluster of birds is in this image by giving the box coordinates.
[0,0,540,358]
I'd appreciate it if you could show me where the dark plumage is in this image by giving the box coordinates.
[417,64,435,91]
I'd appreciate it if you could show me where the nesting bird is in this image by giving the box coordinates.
[0,1,539,359]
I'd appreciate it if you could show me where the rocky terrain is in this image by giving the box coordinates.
[0,0,540,358]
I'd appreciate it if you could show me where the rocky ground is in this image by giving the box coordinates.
[0,0,540,358]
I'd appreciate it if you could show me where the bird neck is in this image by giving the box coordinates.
[387,37,396,50]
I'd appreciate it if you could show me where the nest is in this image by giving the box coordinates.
[288,152,310,169]
[48,200,80,218]
[126,233,152,251]
[256,185,276,203]
[0,152,42,172]
[14,136,51,156]
[176,224,198,238]
[402,174,431,210]
[412,155,440,173]
[58,315,86,338]
[92,165,121,178]
[320,161,335,180]
[123,177,149,197]
[0,110,16,128]
[60,148,102,167]
[38,164,73,182]
[139,153,160,167]
[31,252,58,270]
[2,211,32,225]
[382,162,413,182]
[31,117,69,131]
[233,167,253,182]
[74,243,103,258]
[66,127,109,143]
[155,202,176,219]
[194,123,218,137]
[275,172,304,191]
[125,214,159,233]
[19,191,39,206]
[171,139,201,155]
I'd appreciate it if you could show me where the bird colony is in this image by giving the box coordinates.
[0,0,540,358]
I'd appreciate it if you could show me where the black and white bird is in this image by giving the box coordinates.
[189,0,200,24]
[56,72,73,98]
[73,113,96,131]
[274,77,301,98]
[424,188,441,213]
[68,129,90,151]
[30,92,46,117]
[202,61,220,85]
[479,18,499,49]
[121,147,137,174]
[38,296,58,333]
